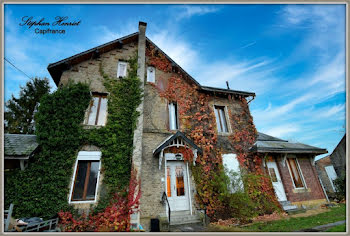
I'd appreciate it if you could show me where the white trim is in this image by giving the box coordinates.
[186,162,192,215]
[286,156,307,189]
[68,151,102,204]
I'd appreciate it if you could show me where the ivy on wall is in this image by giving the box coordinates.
[5,82,91,218]
[146,44,280,221]
[4,53,142,220]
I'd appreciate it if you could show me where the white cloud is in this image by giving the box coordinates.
[174,6,220,20]
[262,124,300,138]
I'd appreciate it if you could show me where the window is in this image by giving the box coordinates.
[175,166,185,196]
[168,102,178,130]
[84,93,108,126]
[214,106,229,133]
[147,66,155,82]
[268,168,278,182]
[287,158,305,188]
[70,151,101,202]
[166,167,172,197]
[117,61,127,78]
[222,153,243,193]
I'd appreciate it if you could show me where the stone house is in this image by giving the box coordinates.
[47,21,328,231]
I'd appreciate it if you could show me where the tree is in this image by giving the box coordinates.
[4,77,51,134]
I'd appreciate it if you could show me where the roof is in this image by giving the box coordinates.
[153,131,203,156]
[47,30,255,98]
[257,132,287,142]
[4,134,38,158]
[251,132,328,154]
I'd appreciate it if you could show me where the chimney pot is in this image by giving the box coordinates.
[139,21,147,27]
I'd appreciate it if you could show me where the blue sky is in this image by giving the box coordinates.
[4,4,346,160]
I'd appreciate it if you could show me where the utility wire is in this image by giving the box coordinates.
[4,57,31,79]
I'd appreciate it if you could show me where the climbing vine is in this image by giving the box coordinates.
[4,53,143,226]
[146,43,280,221]
[4,82,91,218]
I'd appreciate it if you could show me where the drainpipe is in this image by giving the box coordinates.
[247,95,255,104]
[130,21,147,229]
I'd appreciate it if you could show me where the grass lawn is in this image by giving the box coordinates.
[208,203,346,232]
[326,223,346,232]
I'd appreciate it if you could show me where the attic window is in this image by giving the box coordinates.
[214,105,228,133]
[147,66,155,82]
[117,61,127,78]
[168,102,178,130]
[84,93,108,126]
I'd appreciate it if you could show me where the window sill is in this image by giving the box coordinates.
[292,188,311,193]
[69,200,97,204]
[82,124,105,129]
[217,132,231,136]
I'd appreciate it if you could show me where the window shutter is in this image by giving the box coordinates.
[214,107,222,132]
[147,66,155,82]
[87,97,99,125]
[222,154,243,193]
[97,97,108,126]
[117,62,127,78]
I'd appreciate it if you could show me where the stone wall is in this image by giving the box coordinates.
[59,42,138,92]
[58,41,138,211]
[330,135,346,177]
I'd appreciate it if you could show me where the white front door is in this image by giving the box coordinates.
[267,160,287,202]
[166,160,190,211]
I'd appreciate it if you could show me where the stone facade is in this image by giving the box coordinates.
[330,134,346,177]
[48,21,328,232]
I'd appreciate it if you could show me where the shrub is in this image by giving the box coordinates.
[334,173,346,201]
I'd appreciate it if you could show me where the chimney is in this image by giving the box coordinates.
[226,81,230,90]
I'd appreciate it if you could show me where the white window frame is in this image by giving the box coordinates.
[83,93,108,126]
[286,156,307,189]
[68,151,102,204]
[147,66,156,83]
[117,61,128,78]
[213,105,230,134]
[168,102,179,130]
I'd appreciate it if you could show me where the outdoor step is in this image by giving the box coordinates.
[171,210,191,216]
[169,214,201,226]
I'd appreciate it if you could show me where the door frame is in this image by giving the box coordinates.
[266,159,288,202]
[164,153,192,214]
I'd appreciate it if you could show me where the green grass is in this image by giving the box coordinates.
[207,204,346,232]
[326,223,346,232]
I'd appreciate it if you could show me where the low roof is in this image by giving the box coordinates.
[48,32,255,98]
[251,132,328,154]
[4,134,38,158]
[153,131,203,156]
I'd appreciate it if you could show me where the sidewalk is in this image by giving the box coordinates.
[297,220,346,232]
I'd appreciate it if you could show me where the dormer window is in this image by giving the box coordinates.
[84,93,108,126]
[117,61,127,78]
[168,102,178,130]
[147,66,155,82]
[214,105,228,133]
